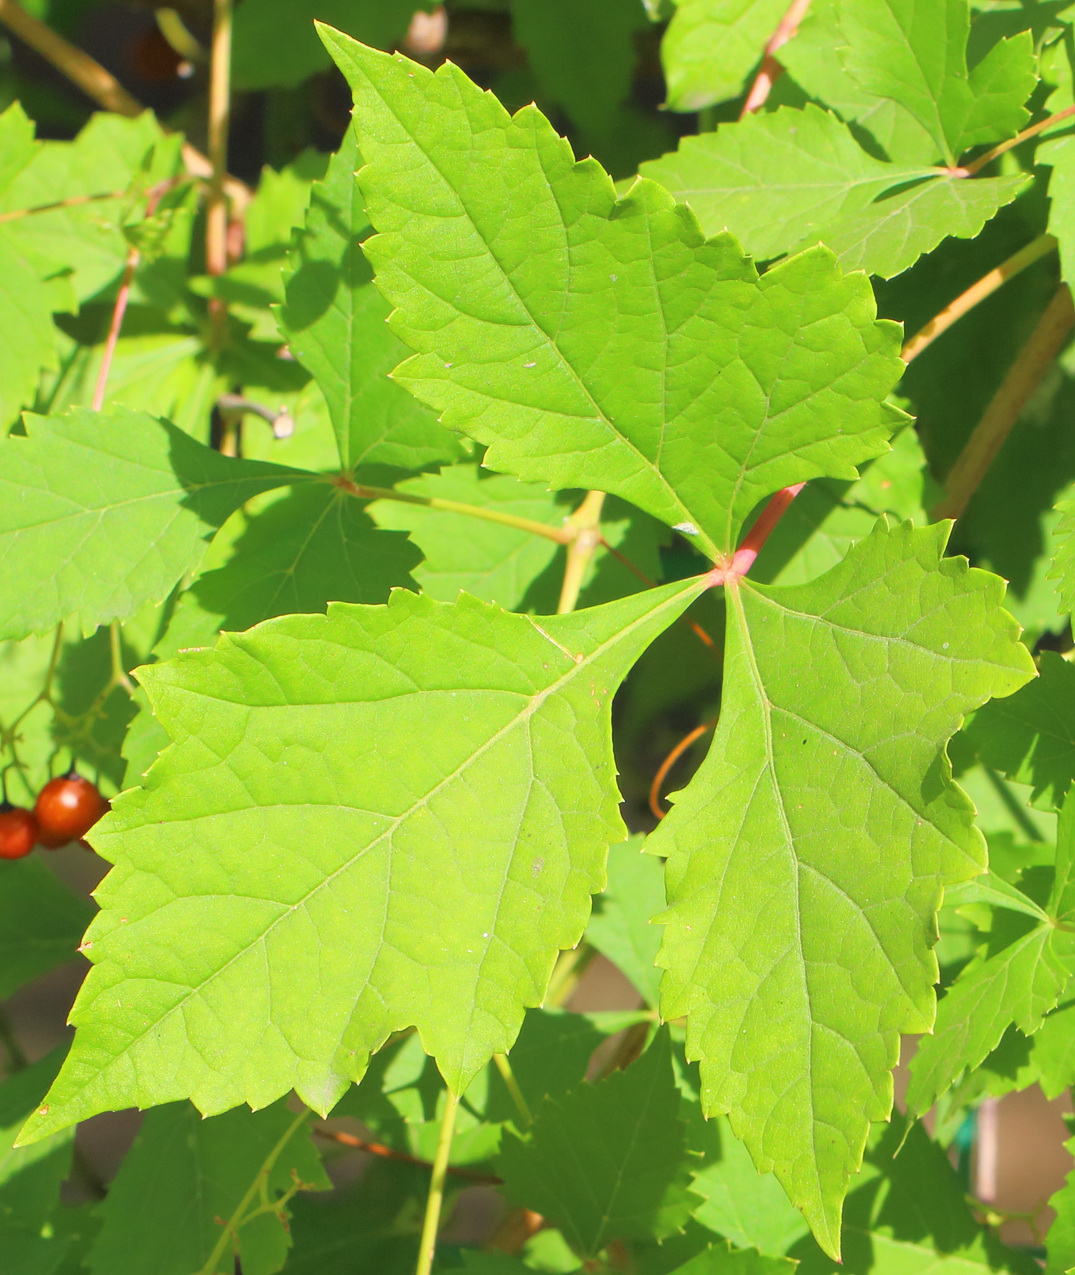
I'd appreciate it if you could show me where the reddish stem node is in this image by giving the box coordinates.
[706,482,806,586]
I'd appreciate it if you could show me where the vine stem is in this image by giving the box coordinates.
[558,490,606,613]
[902,234,1057,363]
[706,482,806,586]
[649,721,713,821]
[311,1125,501,1183]
[415,1088,461,1275]
[91,182,171,412]
[492,1053,533,1126]
[197,1106,310,1275]
[739,0,811,117]
[206,0,233,362]
[931,284,1075,521]
[0,0,246,201]
[957,103,1075,177]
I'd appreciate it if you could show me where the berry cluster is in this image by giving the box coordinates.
[0,769,107,861]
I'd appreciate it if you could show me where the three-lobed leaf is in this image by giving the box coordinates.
[781,0,1037,167]
[640,104,1028,281]
[321,31,906,562]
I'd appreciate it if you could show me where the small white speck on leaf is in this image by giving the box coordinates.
[674,522,699,535]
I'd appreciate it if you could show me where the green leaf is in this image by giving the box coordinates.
[689,1119,810,1256]
[279,128,461,472]
[661,0,788,112]
[370,466,664,613]
[784,0,1037,167]
[232,0,428,89]
[0,111,179,303]
[0,408,303,640]
[651,520,1034,1256]
[0,105,68,431]
[666,1243,797,1275]
[370,465,568,609]
[157,484,420,655]
[0,858,93,999]
[86,1101,329,1275]
[754,426,938,589]
[1048,1131,1075,1274]
[1052,495,1075,614]
[322,32,906,561]
[1039,133,1075,286]
[510,0,648,138]
[808,173,1029,280]
[965,651,1075,811]
[641,103,1027,279]
[791,1116,1040,1275]
[498,1030,694,1255]
[19,578,703,1142]
[0,1051,76,1275]
[586,836,665,1006]
[640,106,933,261]
[1026,999,1075,1099]
[906,876,1075,1117]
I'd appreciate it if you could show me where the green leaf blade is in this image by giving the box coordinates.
[661,0,788,113]
[19,579,702,1143]
[498,1030,693,1255]
[321,31,906,559]
[279,128,461,473]
[0,408,302,640]
[651,520,1035,1255]
[86,1101,329,1275]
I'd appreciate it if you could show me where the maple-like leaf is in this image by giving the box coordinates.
[781,0,1037,167]
[86,1101,329,1275]
[279,128,460,473]
[498,1030,694,1255]
[321,31,906,563]
[661,0,788,112]
[19,579,702,1143]
[1,110,179,302]
[907,793,1075,1116]
[641,105,929,260]
[0,408,303,640]
[651,520,1034,1256]
[641,105,1027,280]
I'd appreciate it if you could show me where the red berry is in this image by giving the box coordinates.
[0,802,38,860]
[34,770,107,849]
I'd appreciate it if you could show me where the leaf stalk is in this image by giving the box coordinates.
[902,234,1058,364]
[415,1087,461,1275]
[337,475,575,544]
[557,490,607,613]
